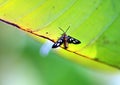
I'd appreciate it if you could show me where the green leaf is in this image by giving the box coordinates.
[0,0,120,70]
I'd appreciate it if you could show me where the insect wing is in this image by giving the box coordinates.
[52,36,64,48]
[67,36,81,44]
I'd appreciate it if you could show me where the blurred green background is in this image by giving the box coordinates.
[0,21,120,85]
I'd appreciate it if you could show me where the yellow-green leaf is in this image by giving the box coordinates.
[0,0,120,70]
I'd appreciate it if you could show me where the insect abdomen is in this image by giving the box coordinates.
[63,33,68,49]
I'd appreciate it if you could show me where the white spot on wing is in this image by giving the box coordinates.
[57,43,60,46]
[71,38,74,40]
[73,41,76,43]
[58,39,62,42]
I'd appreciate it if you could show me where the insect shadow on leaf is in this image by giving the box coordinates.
[52,26,81,49]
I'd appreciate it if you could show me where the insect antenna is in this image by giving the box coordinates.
[65,26,70,33]
[58,27,65,33]
[58,26,70,33]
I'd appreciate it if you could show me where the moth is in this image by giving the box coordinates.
[52,26,81,49]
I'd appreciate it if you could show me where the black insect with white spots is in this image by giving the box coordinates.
[52,26,81,49]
